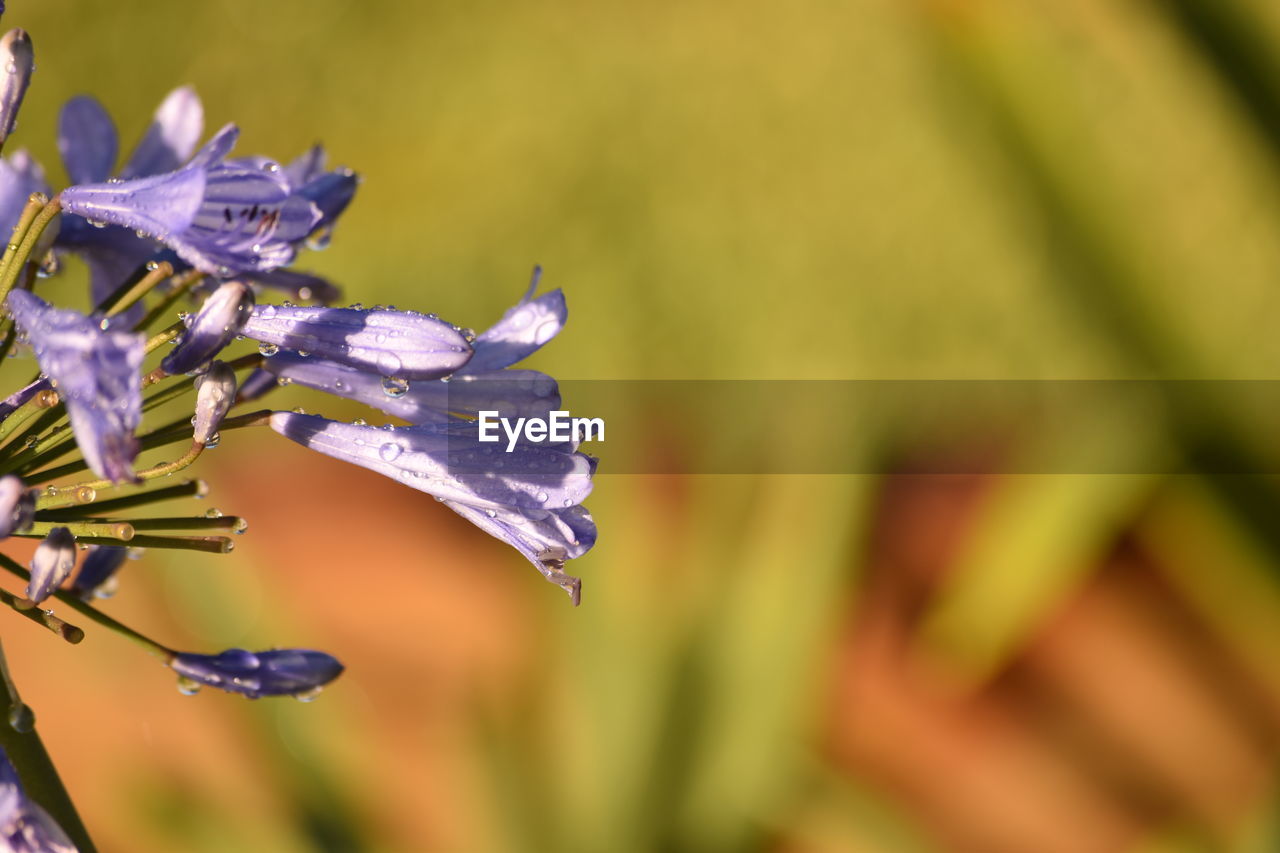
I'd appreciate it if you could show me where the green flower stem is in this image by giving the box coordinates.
[78,515,245,532]
[135,269,203,332]
[0,552,175,659]
[32,485,99,513]
[36,479,207,519]
[0,193,48,278]
[0,386,58,450]
[0,640,97,853]
[66,533,233,554]
[0,195,61,309]
[144,320,186,355]
[102,260,174,318]
[0,589,85,644]
[10,520,135,541]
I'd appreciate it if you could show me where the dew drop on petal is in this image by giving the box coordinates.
[379,442,402,462]
[259,343,279,356]
[381,376,409,398]
[176,676,202,696]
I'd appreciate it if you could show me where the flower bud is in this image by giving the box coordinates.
[170,648,344,699]
[241,304,472,380]
[192,361,236,444]
[161,281,255,375]
[26,526,75,604]
[71,545,128,600]
[0,29,34,147]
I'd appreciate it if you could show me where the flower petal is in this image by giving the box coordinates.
[242,305,472,379]
[0,150,48,240]
[263,352,560,424]
[245,268,341,304]
[57,94,117,185]
[444,500,595,604]
[170,648,344,699]
[268,412,594,511]
[467,283,567,372]
[6,290,145,483]
[0,747,77,852]
[0,475,33,539]
[192,361,236,444]
[121,85,204,179]
[59,165,207,241]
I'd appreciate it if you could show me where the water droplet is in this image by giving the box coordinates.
[352,418,367,427]
[293,687,323,703]
[146,260,160,272]
[258,343,279,356]
[534,319,558,345]
[376,351,402,375]
[176,676,202,696]
[536,491,549,503]
[379,442,402,462]
[381,376,409,398]
[205,508,224,519]
[7,703,35,732]
[233,518,249,535]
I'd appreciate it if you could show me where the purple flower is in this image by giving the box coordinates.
[6,290,145,483]
[170,648,344,699]
[0,748,77,852]
[241,304,473,379]
[161,280,254,375]
[0,475,32,539]
[60,121,358,279]
[27,526,75,603]
[70,545,128,601]
[258,276,566,422]
[269,412,596,602]
[0,29,34,147]
[55,87,203,307]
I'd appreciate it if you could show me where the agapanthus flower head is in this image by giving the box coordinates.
[170,648,344,699]
[5,290,144,483]
[27,525,75,604]
[0,748,76,852]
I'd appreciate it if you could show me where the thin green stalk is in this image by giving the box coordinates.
[0,196,61,308]
[136,270,203,332]
[102,260,174,318]
[10,520,135,541]
[61,534,232,554]
[0,590,84,644]
[0,640,97,852]
[0,387,58,449]
[36,479,207,519]
[0,552,174,660]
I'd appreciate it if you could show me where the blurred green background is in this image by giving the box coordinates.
[5,0,1280,850]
